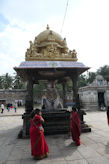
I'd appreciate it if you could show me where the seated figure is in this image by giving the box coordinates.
[42,82,63,111]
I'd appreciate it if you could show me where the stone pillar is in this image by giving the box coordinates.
[62,82,67,108]
[72,74,80,108]
[25,79,33,113]
[22,79,33,138]
[71,74,91,133]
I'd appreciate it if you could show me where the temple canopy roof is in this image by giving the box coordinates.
[14,61,89,82]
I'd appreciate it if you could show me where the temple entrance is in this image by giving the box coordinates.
[98,92,105,108]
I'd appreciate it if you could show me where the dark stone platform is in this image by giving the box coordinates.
[42,110,70,135]
[19,109,91,138]
[42,109,91,135]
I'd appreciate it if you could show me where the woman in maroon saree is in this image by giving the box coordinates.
[70,106,81,146]
[106,106,109,125]
[30,109,49,159]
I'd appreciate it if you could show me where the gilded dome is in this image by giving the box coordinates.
[25,25,78,62]
[36,25,67,48]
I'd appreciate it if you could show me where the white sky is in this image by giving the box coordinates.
[0,0,109,75]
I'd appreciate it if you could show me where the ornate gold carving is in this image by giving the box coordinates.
[25,26,78,61]
[46,24,49,30]
[42,44,60,58]
[47,31,55,42]
[68,49,77,58]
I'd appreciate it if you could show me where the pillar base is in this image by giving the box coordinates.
[78,109,91,133]
[18,113,30,138]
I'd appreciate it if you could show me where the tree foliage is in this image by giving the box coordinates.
[87,72,96,84]
[13,74,26,89]
[33,82,46,97]
[78,74,87,88]
[56,83,63,98]
[66,80,72,92]
[2,73,13,89]
[97,65,109,82]
[0,73,25,89]
[0,76,3,89]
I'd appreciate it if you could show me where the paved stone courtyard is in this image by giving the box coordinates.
[0,108,109,164]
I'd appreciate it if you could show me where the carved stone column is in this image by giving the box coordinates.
[62,82,67,108]
[25,79,33,113]
[71,74,91,133]
[72,74,79,108]
[22,78,33,138]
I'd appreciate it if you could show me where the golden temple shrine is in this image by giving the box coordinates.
[25,25,78,61]
[14,25,91,138]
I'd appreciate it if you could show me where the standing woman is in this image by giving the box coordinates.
[106,106,109,125]
[30,109,49,159]
[70,106,81,146]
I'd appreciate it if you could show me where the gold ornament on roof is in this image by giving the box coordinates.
[25,25,78,61]
[46,24,49,30]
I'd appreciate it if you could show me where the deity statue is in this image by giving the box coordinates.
[42,81,63,110]
[43,44,60,58]
[72,49,77,58]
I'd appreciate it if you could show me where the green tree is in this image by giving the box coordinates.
[13,74,26,89]
[33,82,46,97]
[2,73,13,89]
[0,76,4,89]
[87,72,96,84]
[97,65,109,82]
[56,83,63,98]
[78,74,87,88]
[66,80,72,92]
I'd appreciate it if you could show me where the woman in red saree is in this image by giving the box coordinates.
[70,106,81,146]
[30,109,49,159]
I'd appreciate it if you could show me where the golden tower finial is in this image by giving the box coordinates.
[46,24,50,30]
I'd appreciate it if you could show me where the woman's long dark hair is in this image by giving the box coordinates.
[30,108,41,119]
[72,106,77,112]
[35,108,41,115]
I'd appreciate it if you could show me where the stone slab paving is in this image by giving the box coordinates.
[0,110,109,164]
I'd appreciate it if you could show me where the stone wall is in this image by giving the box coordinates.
[0,89,27,105]
[79,88,99,110]
[79,85,109,110]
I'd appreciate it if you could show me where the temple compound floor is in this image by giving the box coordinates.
[0,108,109,164]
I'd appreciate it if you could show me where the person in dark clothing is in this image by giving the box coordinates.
[70,106,81,146]
[106,106,109,125]
[42,104,46,110]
